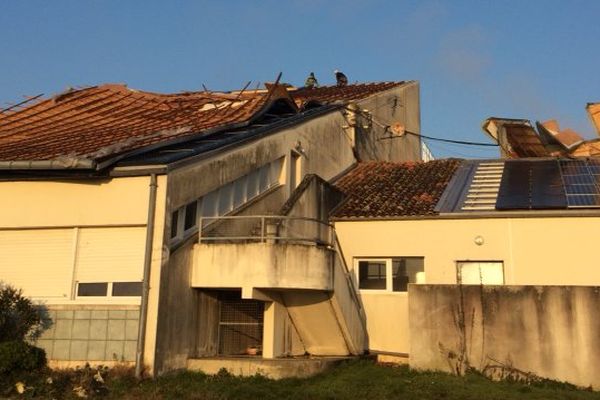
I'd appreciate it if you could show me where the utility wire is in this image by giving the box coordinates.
[341,104,499,148]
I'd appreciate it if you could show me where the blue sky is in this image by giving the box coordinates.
[1,1,599,158]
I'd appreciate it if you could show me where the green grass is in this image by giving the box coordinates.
[3,359,600,399]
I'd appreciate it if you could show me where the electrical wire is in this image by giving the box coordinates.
[340,104,499,148]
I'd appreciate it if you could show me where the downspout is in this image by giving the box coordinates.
[135,173,158,379]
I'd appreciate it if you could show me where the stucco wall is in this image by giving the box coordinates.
[409,285,600,389]
[355,82,421,162]
[334,215,600,354]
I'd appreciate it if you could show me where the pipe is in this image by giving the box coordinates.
[135,173,158,379]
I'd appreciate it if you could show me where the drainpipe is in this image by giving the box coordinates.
[135,173,158,379]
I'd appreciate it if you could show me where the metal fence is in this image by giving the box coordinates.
[199,215,334,247]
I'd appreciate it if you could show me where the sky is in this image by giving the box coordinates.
[1,1,599,159]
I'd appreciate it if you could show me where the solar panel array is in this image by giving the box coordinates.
[495,159,600,210]
[559,159,600,207]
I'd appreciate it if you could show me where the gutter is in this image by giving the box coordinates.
[0,159,95,170]
[135,173,158,379]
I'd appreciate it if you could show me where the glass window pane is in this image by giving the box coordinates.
[170,210,179,238]
[259,165,270,193]
[247,170,260,199]
[77,282,108,296]
[358,261,386,290]
[218,183,233,215]
[202,191,218,218]
[112,282,143,296]
[269,157,284,186]
[184,201,197,231]
[233,177,247,208]
[392,257,424,292]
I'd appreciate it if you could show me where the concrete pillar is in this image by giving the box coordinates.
[262,300,286,358]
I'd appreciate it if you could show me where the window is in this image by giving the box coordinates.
[112,282,143,296]
[356,257,424,292]
[184,201,198,231]
[289,151,302,192]
[170,209,180,239]
[171,157,285,244]
[76,282,142,297]
[77,282,108,296]
[457,261,504,285]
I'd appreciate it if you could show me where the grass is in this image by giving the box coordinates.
[3,359,600,399]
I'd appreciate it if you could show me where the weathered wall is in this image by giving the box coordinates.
[409,285,600,389]
[192,242,333,290]
[355,82,421,162]
[334,215,600,355]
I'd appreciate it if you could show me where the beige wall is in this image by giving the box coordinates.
[0,177,150,228]
[334,215,600,354]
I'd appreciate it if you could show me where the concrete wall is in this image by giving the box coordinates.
[36,305,140,363]
[334,215,600,355]
[192,242,333,291]
[355,82,421,162]
[409,285,600,389]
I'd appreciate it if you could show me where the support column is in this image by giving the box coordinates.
[262,300,286,358]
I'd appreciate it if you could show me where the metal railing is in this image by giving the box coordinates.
[198,215,334,247]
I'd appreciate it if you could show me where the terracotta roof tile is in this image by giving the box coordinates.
[0,84,269,163]
[291,81,404,107]
[332,159,462,218]
[0,81,404,165]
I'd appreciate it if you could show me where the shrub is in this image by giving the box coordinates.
[0,282,50,342]
[0,340,46,374]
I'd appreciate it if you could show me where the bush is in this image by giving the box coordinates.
[0,282,50,342]
[0,340,46,374]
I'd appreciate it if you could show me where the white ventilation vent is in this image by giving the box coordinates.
[461,162,505,211]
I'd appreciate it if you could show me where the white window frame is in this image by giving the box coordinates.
[354,257,425,294]
[75,281,143,300]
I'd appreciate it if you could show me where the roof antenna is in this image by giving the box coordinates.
[202,84,210,93]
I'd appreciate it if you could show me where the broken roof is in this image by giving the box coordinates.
[0,81,406,171]
[332,159,462,218]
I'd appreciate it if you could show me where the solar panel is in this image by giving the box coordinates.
[496,162,531,210]
[530,161,566,209]
[559,159,600,208]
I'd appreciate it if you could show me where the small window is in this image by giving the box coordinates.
[457,261,504,285]
[233,177,247,208]
[112,282,143,296]
[218,183,233,215]
[358,260,387,290]
[170,209,180,239]
[247,170,260,199]
[184,201,198,231]
[356,257,424,292]
[202,190,219,218]
[77,282,108,296]
[258,164,270,193]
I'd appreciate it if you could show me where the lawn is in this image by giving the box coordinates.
[3,359,600,399]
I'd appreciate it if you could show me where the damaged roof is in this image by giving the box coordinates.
[0,81,406,171]
[332,159,462,218]
[291,82,404,107]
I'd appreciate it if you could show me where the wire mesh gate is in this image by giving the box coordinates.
[218,291,264,356]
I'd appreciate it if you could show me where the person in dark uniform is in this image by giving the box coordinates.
[334,69,348,87]
[304,72,319,88]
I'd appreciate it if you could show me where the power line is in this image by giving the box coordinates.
[341,104,498,148]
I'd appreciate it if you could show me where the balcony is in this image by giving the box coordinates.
[191,216,335,292]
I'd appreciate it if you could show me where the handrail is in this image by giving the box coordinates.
[198,215,334,247]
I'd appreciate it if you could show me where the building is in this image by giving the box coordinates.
[0,79,423,376]
[332,156,600,387]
